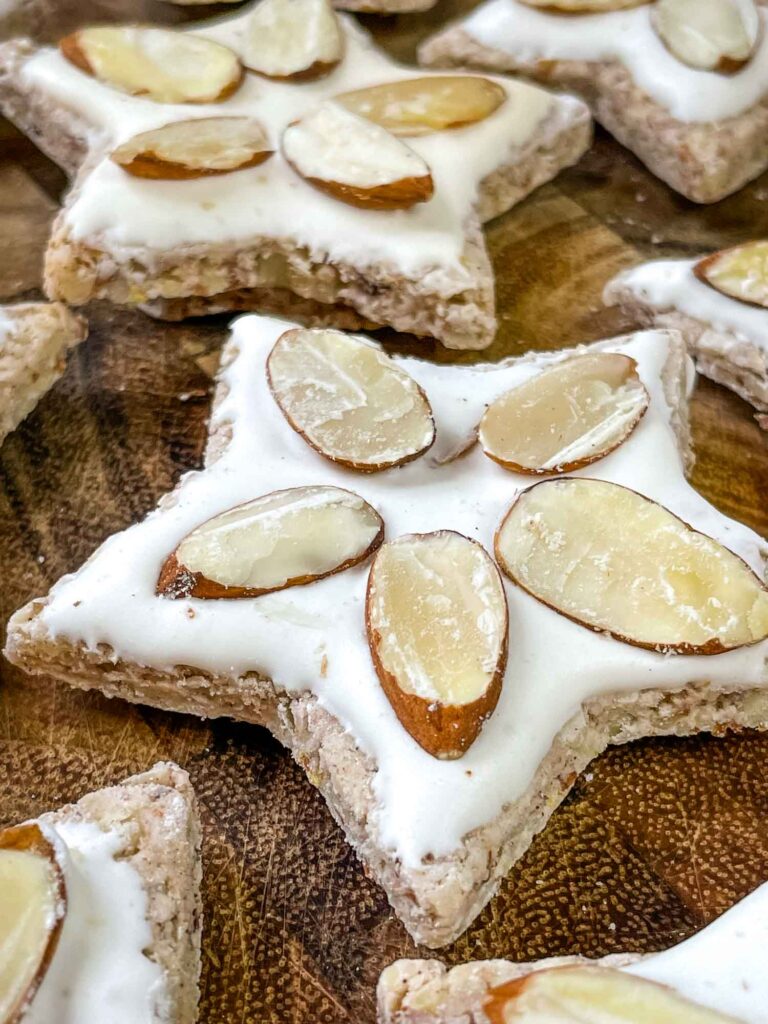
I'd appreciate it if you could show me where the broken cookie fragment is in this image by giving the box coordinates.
[366,531,508,759]
[157,485,384,599]
[495,477,768,655]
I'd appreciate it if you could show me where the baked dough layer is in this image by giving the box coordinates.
[605,279,768,417]
[0,301,87,445]
[419,28,768,204]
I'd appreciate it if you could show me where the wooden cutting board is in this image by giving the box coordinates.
[1,3,768,1020]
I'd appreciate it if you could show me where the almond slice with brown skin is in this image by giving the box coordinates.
[281,102,434,210]
[0,823,67,1024]
[366,531,508,759]
[267,328,435,472]
[336,76,506,137]
[496,478,768,655]
[242,0,343,80]
[59,26,244,104]
[694,240,768,308]
[652,0,760,73]
[484,965,741,1024]
[519,0,650,10]
[157,485,383,599]
[111,117,273,180]
[479,353,649,475]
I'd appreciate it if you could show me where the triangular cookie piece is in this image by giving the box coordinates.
[0,301,87,446]
[378,882,768,1022]
[420,0,768,203]
[605,249,768,419]
[1,760,201,1023]
[0,3,590,349]
[6,316,768,948]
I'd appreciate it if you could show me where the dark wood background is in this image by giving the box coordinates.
[2,2,768,1020]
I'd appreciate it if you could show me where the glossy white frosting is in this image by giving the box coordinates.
[630,882,768,1022]
[18,8,579,284]
[29,319,768,865]
[456,0,768,123]
[608,258,768,355]
[24,820,166,1024]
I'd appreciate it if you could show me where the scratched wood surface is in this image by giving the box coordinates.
[1,2,768,1021]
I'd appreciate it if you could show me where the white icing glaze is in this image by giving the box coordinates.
[30,317,768,866]
[18,8,576,284]
[609,258,768,358]
[24,820,166,1024]
[629,882,768,1022]
[458,0,768,123]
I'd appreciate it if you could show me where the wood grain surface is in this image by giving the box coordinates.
[2,2,768,1021]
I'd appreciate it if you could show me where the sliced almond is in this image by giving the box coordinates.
[242,0,343,80]
[652,0,759,73]
[485,965,740,1024]
[694,240,768,308]
[282,102,434,210]
[0,823,66,1024]
[366,531,508,759]
[157,485,383,599]
[59,26,244,104]
[519,0,650,10]
[479,353,649,475]
[111,117,272,180]
[336,76,506,138]
[267,328,435,472]
[496,478,768,655]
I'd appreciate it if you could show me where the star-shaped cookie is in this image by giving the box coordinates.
[605,244,768,421]
[378,881,768,1022]
[6,315,768,948]
[0,1,590,349]
[420,0,768,203]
